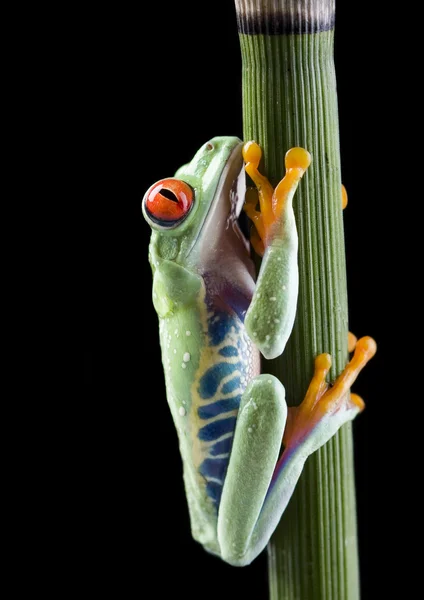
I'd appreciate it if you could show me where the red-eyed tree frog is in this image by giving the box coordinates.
[142,137,375,566]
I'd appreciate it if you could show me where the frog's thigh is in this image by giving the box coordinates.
[217,374,287,566]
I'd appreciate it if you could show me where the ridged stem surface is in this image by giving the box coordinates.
[235,1,359,598]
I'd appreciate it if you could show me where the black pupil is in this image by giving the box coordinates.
[160,188,179,203]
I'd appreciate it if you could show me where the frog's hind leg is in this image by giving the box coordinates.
[217,374,287,567]
[218,337,376,567]
[250,338,375,561]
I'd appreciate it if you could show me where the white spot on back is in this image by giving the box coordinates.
[265,335,270,340]
[179,406,186,416]
[248,427,253,433]
[173,349,177,354]
[181,363,187,369]
[282,285,286,290]
[270,297,276,301]
[186,330,191,336]
[183,352,191,362]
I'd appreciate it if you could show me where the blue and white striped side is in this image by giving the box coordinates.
[196,309,255,508]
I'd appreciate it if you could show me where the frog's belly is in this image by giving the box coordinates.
[192,306,260,510]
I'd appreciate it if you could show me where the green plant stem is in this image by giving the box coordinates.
[234,1,359,598]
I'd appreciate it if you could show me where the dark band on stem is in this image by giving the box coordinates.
[235,0,335,35]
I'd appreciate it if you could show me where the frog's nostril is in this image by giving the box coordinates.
[206,143,214,151]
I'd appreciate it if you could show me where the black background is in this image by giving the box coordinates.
[85,2,404,598]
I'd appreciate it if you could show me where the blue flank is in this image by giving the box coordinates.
[198,362,242,399]
[219,345,238,357]
[198,417,237,442]
[206,481,223,505]
[197,396,241,419]
[207,311,240,345]
[197,308,252,509]
[222,377,241,394]
[199,458,227,480]
[209,437,234,456]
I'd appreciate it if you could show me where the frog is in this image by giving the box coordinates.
[142,136,376,566]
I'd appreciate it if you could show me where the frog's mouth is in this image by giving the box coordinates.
[187,142,248,258]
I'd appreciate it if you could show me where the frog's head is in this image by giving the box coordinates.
[142,136,247,270]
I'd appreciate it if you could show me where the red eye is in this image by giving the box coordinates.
[144,178,194,226]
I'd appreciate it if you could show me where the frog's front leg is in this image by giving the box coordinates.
[217,337,376,567]
[243,142,311,359]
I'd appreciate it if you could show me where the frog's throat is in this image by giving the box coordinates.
[186,142,246,259]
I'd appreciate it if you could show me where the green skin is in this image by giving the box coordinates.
[142,137,362,566]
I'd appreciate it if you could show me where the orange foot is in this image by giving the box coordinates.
[342,184,348,209]
[283,336,377,451]
[242,142,311,256]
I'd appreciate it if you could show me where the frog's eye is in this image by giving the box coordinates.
[143,178,194,227]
